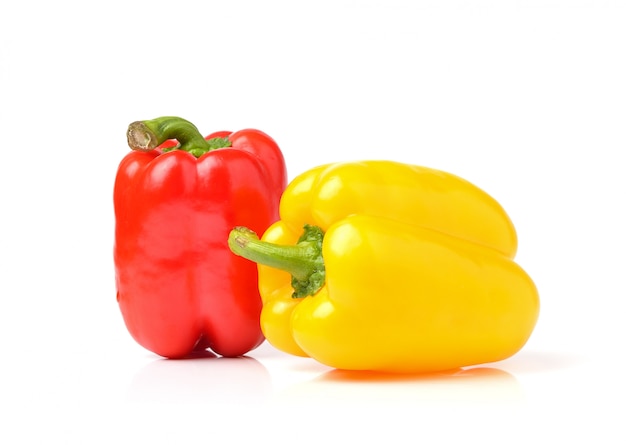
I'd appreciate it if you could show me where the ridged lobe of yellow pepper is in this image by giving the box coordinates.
[256,220,308,356]
[280,161,518,258]
[289,215,539,373]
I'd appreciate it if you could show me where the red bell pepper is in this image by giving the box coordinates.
[114,116,287,358]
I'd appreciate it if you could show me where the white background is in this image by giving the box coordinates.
[1,1,625,443]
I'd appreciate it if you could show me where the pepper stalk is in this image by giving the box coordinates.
[127,116,231,157]
[228,225,326,299]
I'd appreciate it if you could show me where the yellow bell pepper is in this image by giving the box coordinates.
[228,161,539,373]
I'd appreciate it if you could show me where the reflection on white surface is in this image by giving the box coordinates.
[119,341,590,409]
[126,352,272,405]
[124,342,531,407]
[277,366,524,406]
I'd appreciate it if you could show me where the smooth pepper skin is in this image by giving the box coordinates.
[230,161,539,373]
[279,161,518,258]
[294,215,538,373]
[114,118,286,358]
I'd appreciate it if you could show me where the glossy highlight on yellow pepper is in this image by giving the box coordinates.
[229,161,539,373]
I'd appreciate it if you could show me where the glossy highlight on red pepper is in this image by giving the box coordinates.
[114,116,286,358]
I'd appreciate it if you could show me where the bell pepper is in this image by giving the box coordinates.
[228,161,539,373]
[114,116,286,358]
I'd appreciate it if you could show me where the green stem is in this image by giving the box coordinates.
[228,225,326,299]
[126,116,231,157]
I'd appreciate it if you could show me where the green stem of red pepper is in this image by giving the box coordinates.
[127,116,231,157]
[228,225,325,299]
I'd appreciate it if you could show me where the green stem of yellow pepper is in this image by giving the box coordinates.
[228,225,325,298]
